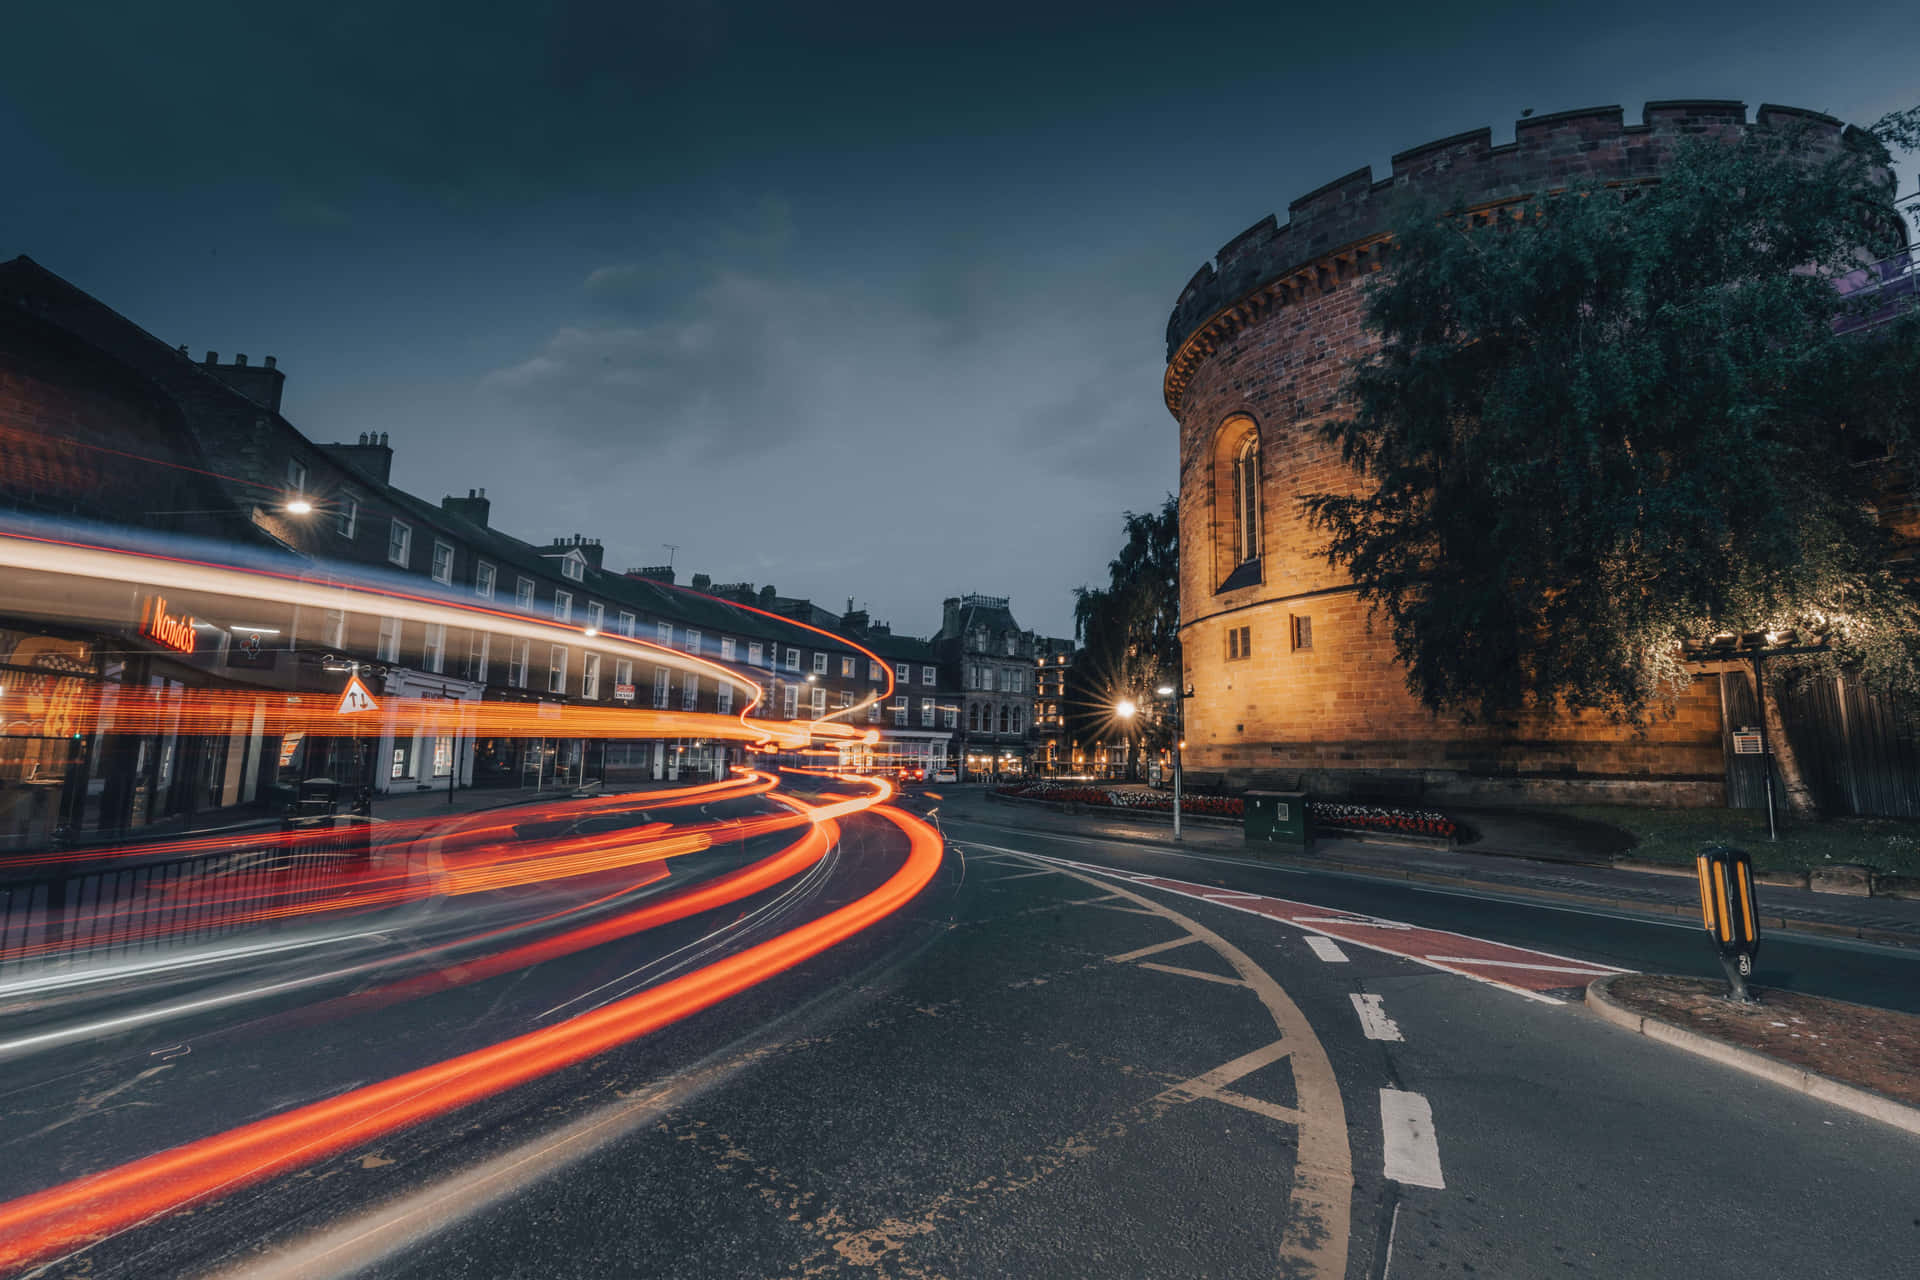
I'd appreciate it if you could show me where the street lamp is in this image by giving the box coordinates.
[1156,684,1186,839]
[285,498,314,515]
[1113,698,1138,782]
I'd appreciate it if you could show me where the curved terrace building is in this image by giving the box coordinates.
[1165,101,1882,805]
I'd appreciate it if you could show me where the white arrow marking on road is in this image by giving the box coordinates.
[1380,1089,1444,1188]
[1350,992,1403,1041]
[1305,935,1349,963]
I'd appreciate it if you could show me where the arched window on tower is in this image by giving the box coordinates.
[1212,414,1264,592]
[1232,434,1261,565]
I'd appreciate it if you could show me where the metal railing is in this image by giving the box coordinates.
[0,818,376,975]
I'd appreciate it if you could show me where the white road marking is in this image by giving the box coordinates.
[1423,955,1617,976]
[1304,935,1348,963]
[1383,1202,1402,1278]
[1296,916,1414,931]
[1380,1089,1444,1189]
[1350,993,1403,1041]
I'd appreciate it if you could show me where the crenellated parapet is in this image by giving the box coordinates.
[1163,101,1881,413]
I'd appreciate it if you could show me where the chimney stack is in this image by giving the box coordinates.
[441,488,492,528]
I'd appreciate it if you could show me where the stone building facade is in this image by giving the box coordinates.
[1164,102,1886,806]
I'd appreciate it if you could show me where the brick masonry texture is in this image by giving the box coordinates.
[1166,101,1879,804]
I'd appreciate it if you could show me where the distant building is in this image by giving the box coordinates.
[934,594,1036,778]
[1031,635,1076,773]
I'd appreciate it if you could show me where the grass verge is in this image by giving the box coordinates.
[1558,805,1920,877]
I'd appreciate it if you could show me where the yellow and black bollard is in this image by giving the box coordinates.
[1695,844,1761,1003]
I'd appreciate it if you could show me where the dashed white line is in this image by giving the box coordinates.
[1304,935,1348,963]
[1380,1089,1444,1189]
[1350,993,1403,1041]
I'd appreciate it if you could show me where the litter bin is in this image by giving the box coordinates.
[1244,790,1310,848]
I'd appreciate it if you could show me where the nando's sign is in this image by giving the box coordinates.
[140,595,199,654]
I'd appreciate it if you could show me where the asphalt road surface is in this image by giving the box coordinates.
[6,787,1918,1278]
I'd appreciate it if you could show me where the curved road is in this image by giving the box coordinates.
[3,785,1916,1277]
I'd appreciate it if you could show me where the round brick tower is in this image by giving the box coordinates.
[1165,101,1873,806]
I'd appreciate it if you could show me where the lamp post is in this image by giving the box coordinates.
[1156,684,1185,839]
[1114,698,1136,783]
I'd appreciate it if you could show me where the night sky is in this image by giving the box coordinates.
[5,1,1914,638]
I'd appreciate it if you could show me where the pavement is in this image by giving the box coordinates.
[979,788,1920,949]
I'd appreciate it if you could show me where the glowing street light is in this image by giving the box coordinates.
[1115,698,1137,720]
[285,498,314,515]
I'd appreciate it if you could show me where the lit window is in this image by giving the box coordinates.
[548,645,568,693]
[515,576,534,610]
[553,590,572,623]
[870,660,884,682]
[387,519,412,568]
[475,561,496,599]
[841,655,855,678]
[582,652,601,699]
[431,541,454,585]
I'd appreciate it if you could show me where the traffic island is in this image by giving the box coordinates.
[1587,974,1920,1136]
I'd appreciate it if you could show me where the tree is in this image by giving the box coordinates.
[1068,497,1180,777]
[1304,112,1920,815]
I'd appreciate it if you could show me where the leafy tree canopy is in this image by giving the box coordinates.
[1306,114,1920,725]
[1069,497,1180,753]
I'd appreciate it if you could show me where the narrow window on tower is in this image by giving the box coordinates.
[1227,624,1252,662]
[1234,435,1261,564]
[1290,615,1312,652]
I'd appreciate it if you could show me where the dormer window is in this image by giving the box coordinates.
[561,552,585,582]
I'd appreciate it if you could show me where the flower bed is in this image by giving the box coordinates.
[995,783,1459,839]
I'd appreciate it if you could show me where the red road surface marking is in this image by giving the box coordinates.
[1026,855,1628,1002]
